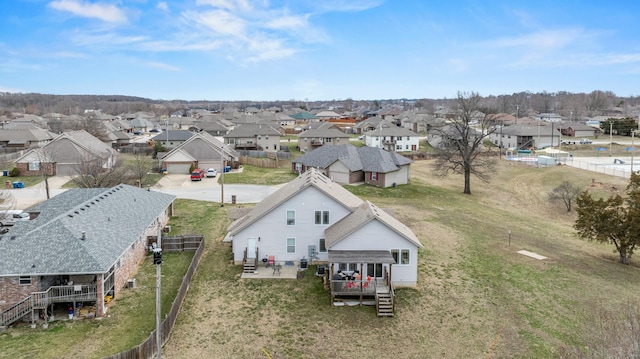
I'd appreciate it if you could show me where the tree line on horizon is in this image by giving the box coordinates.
[0,90,637,119]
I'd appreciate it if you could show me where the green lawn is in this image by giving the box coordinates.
[3,160,640,358]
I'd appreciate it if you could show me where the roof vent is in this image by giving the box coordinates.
[81,231,86,241]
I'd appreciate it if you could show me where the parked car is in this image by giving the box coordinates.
[190,169,205,181]
[206,168,217,178]
[150,129,160,133]
[133,131,143,135]
[0,210,30,226]
[580,138,593,144]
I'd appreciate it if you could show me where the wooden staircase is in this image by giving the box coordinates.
[243,260,257,273]
[242,246,258,273]
[1,296,33,329]
[376,290,395,317]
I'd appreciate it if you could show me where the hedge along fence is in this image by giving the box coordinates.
[103,235,205,359]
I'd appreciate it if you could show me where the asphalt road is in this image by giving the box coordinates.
[5,174,282,210]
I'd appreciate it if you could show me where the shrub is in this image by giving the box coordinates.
[9,167,20,177]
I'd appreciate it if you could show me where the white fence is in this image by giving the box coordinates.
[566,158,635,179]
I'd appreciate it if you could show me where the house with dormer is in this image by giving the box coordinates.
[223,168,423,315]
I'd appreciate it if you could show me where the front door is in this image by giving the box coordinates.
[366,263,384,278]
[247,238,257,259]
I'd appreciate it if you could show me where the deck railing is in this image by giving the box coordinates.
[32,285,98,308]
[330,279,377,296]
[0,296,32,328]
[0,284,97,328]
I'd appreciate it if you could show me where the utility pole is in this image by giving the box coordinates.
[609,121,613,157]
[220,154,227,207]
[152,242,163,359]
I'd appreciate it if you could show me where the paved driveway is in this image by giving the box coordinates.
[152,174,282,203]
[7,174,280,209]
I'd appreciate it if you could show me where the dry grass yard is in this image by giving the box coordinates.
[162,159,640,359]
[2,158,639,358]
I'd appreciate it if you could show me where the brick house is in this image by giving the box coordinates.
[292,144,413,187]
[0,185,175,328]
[14,130,118,176]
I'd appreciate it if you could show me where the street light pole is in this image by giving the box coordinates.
[165,120,169,147]
[609,121,613,157]
[632,130,635,173]
[221,159,225,207]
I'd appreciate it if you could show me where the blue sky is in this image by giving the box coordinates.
[2,0,640,101]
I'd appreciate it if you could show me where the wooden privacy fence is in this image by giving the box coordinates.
[147,235,202,252]
[238,156,282,168]
[103,235,204,359]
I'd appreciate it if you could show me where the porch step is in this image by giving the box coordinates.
[243,263,256,273]
[376,293,394,317]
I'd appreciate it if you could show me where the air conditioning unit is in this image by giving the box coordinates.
[127,278,136,289]
[163,226,171,233]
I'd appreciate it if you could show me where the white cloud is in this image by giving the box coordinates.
[187,10,246,37]
[157,2,169,12]
[195,0,253,12]
[488,29,581,51]
[0,85,24,93]
[266,14,310,30]
[48,0,128,23]
[144,61,181,72]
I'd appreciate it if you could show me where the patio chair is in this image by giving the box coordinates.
[268,255,275,267]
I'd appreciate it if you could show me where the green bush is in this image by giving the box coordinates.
[9,167,20,177]
[189,163,195,173]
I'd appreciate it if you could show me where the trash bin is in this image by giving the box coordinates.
[224,166,231,173]
[300,258,308,269]
[231,195,236,204]
[5,181,10,189]
[12,182,24,189]
[2,170,7,176]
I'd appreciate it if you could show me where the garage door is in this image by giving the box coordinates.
[166,163,192,174]
[56,163,76,176]
[328,170,349,184]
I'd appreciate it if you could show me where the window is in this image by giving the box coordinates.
[315,210,329,225]
[371,172,378,181]
[29,161,40,171]
[396,145,402,150]
[405,145,409,150]
[319,238,327,253]
[286,237,296,253]
[286,210,295,225]
[339,263,358,271]
[391,249,410,265]
[19,276,31,285]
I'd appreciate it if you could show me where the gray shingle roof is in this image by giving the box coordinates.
[224,168,363,241]
[325,201,422,249]
[151,130,194,141]
[223,123,281,138]
[292,144,412,173]
[0,185,175,276]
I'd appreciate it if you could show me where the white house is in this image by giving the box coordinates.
[365,125,420,152]
[223,168,423,287]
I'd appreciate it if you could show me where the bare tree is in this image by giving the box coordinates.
[432,92,499,194]
[71,155,130,188]
[0,190,16,211]
[549,180,582,211]
[127,152,154,187]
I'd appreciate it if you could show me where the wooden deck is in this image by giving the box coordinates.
[1,284,97,329]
